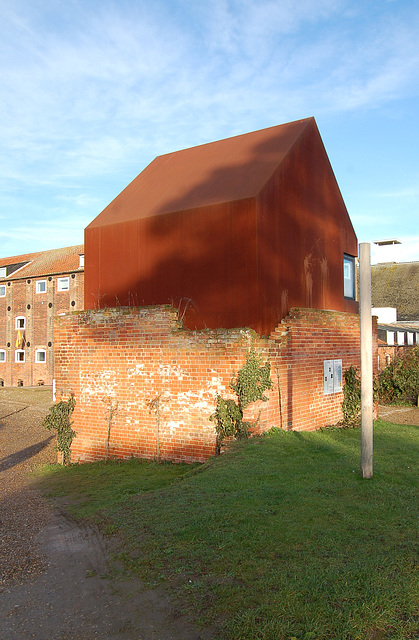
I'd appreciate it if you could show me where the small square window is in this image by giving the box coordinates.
[15,350,25,363]
[15,316,25,329]
[0,267,6,278]
[0,285,5,297]
[343,255,355,300]
[35,349,46,363]
[57,277,69,292]
[0,350,5,362]
[36,280,47,294]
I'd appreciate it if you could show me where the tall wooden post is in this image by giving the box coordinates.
[359,242,373,478]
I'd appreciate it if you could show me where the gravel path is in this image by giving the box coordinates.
[0,389,56,590]
[0,388,210,640]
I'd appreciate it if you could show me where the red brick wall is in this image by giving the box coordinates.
[54,306,371,463]
[270,309,373,431]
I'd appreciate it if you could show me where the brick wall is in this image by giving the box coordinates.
[270,309,375,431]
[54,305,372,463]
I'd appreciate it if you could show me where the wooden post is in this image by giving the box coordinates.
[359,243,373,478]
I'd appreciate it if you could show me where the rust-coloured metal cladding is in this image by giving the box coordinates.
[85,117,358,335]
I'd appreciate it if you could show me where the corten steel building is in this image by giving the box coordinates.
[85,117,358,334]
[0,245,84,387]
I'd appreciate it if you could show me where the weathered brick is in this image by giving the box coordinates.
[54,306,376,463]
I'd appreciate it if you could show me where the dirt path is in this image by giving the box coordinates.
[378,403,419,426]
[0,388,209,640]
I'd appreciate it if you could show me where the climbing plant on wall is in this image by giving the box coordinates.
[43,396,76,465]
[210,348,272,454]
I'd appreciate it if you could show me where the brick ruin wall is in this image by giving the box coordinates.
[54,306,374,463]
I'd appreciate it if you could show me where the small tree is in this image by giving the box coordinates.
[210,348,272,453]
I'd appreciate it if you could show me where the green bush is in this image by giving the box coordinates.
[210,347,272,453]
[379,346,419,405]
[341,365,361,426]
[43,396,76,464]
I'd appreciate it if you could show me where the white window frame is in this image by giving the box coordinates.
[0,284,5,297]
[79,254,84,268]
[15,349,25,363]
[0,349,5,362]
[36,280,47,294]
[0,267,6,278]
[57,277,69,292]
[15,316,25,329]
[35,349,46,363]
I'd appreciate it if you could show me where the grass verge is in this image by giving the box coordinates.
[36,421,418,640]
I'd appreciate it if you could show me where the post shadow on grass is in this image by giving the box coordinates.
[0,436,54,473]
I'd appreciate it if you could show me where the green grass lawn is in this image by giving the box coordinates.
[36,421,418,640]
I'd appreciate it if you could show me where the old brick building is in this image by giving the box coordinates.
[0,245,84,387]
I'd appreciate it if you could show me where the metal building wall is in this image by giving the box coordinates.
[84,119,358,335]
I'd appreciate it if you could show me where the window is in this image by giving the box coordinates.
[0,350,5,362]
[15,350,25,363]
[57,277,69,291]
[343,255,355,299]
[15,316,25,329]
[36,280,47,293]
[79,254,84,268]
[0,267,6,278]
[0,285,5,297]
[35,349,46,363]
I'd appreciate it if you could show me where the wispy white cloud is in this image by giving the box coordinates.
[0,0,418,256]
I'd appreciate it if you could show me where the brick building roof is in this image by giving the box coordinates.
[371,261,419,321]
[0,245,84,280]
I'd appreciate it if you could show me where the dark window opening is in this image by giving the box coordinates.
[344,255,355,300]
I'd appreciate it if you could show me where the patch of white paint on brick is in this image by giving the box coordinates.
[158,364,184,380]
[126,363,146,378]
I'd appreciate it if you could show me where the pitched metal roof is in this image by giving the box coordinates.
[87,117,314,229]
[371,262,419,321]
[0,245,84,280]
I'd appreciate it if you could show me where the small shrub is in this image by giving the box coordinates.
[230,348,272,410]
[379,346,419,405]
[341,366,361,427]
[43,396,76,464]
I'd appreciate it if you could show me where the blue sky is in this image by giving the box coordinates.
[1,0,418,264]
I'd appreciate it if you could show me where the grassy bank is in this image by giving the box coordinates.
[37,421,418,639]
